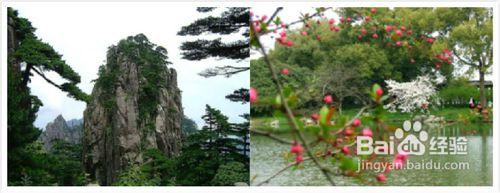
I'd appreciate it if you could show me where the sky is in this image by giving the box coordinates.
[13,5,249,129]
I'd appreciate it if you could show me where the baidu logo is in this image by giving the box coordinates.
[357,120,465,156]
[394,120,428,155]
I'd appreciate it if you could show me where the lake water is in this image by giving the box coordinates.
[250,123,492,186]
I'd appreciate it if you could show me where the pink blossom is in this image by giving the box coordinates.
[281,68,289,75]
[290,143,304,154]
[250,88,257,103]
[323,95,333,104]
[376,173,387,182]
[361,128,373,137]
[352,118,361,127]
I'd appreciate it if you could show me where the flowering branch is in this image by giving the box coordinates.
[252,8,336,186]
[249,7,414,186]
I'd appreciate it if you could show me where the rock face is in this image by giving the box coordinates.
[83,34,183,185]
[39,115,83,150]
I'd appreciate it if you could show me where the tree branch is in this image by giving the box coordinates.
[250,128,292,144]
[452,48,476,67]
[198,65,250,78]
[31,66,63,90]
[252,11,336,185]
[264,7,333,33]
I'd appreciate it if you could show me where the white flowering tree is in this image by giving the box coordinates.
[384,74,443,113]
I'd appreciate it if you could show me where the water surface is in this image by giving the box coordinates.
[250,123,492,186]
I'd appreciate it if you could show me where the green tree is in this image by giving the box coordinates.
[8,8,88,185]
[211,162,249,185]
[115,164,159,186]
[201,105,240,161]
[8,140,87,186]
[175,105,249,185]
[439,76,492,107]
[225,88,249,104]
[175,132,221,185]
[250,57,315,114]
[230,114,250,158]
[450,8,493,107]
[48,140,87,186]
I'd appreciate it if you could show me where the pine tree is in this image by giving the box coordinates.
[7,8,88,185]
[230,114,250,158]
[178,7,249,78]
[225,88,249,104]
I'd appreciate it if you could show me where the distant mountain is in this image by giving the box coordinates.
[66,118,84,128]
[39,115,83,150]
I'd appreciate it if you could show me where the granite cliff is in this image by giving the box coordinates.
[83,34,183,185]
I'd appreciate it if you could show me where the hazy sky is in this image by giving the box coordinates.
[12,4,249,129]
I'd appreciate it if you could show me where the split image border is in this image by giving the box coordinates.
[1,1,499,193]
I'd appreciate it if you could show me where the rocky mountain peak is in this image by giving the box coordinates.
[39,115,83,150]
[83,34,183,185]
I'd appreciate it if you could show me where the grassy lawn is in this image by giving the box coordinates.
[342,106,476,122]
[252,107,488,133]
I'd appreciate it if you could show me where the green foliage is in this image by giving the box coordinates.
[48,140,88,185]
[7,8,88,185]
[7,8,35,40]
[8,8,88,103]
[7,63,41,150]
[113,106,249,186]
[250,58,315,115]
[93,34,173,137]
[450,8,493,69]
[438,77,492,107]
[8,141,87,186]
[115,149,176,186]
[8,142,54,186]
[225,88,249,104]
[142,149,177,185]
[178,7,249,61]
[251,8,493,115]
[115,164,160,186]
[175,138,221,185]
[175,105,249,185]
[14,37,81,83]
[211,162,249,186]
[449,8,493,106]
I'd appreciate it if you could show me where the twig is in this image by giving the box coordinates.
[252,9,336,185]
[344,106,368,127]
[256,162,297,186]
[263,7,333,33]
[250,128,293,144]
[265,7,283,26]
[331,106,369,136]
[251,128,322,147]
[255,151,336,186]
